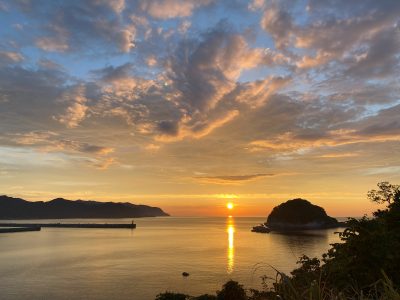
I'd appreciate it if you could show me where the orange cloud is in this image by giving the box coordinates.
[249,130,400,152]
[0,51,24,63]
[140,0,212,19]
[56,86,88,128]
[13,131,114,156]
[194,173,274,185]
[155,110,239,142]
[296,51,333,69]
[234,76,291,107]
[318,152,360,158]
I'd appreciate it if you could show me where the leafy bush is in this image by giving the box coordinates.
[155,291,189,300]
[321,182,400,293]
[216,280,247,300]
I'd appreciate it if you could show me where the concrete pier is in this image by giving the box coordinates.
[0,223,136,229]
[0,226,41,233]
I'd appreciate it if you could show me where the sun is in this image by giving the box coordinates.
[226,202,234,210]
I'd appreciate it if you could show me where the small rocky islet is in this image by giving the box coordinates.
[252,198,345,233]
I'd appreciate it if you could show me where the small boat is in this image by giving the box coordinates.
[251,224,270,233]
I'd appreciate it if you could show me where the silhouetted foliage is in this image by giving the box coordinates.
[194,294,217,300]
[216,280,247,300]
[155,292,218,300]
[155,291,188,300]
[367,181,399,205]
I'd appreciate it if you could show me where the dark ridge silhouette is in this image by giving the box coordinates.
[266,198,340,230]
[0,195,169,219]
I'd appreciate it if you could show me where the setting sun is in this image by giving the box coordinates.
[226,202,234,210]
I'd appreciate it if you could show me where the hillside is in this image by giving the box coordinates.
[0,195,169,219]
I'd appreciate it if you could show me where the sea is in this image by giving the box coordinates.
[0,217,345,300]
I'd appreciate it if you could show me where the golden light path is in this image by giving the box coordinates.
[227,217,235,274]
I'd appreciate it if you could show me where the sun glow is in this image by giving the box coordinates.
[217,194,239,199]
[226,202,234,210]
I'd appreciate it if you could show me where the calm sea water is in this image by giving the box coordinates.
[0,217,343,300]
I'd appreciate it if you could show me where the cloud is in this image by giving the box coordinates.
[168,27,264,112]
[0,1,8,11]
[189,110,239,139]
[178,20,191,34]
[0,51,24,65]
[13,131,58,145]
[8,130,116,170]
[35,22,70,52]
[91,0,126,14]
[54,140,114,155]
[365,166,400,175]
[318,152,359,159]
[137,25,286,142]
[146,55,157,67]
[88,25,277,143]
[140,0,212,19]
[233,76,291,108]
[115,27,136,53]
[37,59,64,70]
[36,36,69,52]
[0,66,68,134]
[156,120,179,137]
[155,110,239,142]
[344,27,400,78]
[296,51,333,69]
[16,1,136,53]
[249,129,400,153]
[356,104,400,136]
[194,173,274,185]
[94,63,134,84]
[144,143,161,151]
[260,0,400,76]
[12,131,114,156]
[328,84,400,105]
[261,5,294,49]
[55,85,89,128]
[248,0,265,11]
[1,0,399,184]
[88,157,116,170]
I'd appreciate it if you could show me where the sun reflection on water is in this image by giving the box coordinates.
[227,217,235,274]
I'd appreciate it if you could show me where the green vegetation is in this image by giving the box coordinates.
[155,280,246,300]
[156,182,400,299]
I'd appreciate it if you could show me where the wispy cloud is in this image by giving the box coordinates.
[194,173,274,185]
[318,153,360,159]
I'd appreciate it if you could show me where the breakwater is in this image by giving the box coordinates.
[0,226,41,233]
[0,223,136,229]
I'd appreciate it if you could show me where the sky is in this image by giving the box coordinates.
[0,0,399,217]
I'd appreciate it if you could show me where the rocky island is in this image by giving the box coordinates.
[253,198,343,232]
[0,195,169,219]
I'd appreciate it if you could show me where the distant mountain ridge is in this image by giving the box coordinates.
[0,195,169,219]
